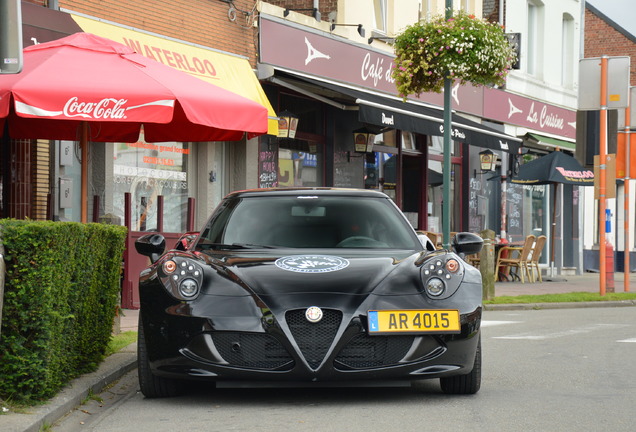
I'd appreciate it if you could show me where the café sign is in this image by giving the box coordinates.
[260,15,576,139]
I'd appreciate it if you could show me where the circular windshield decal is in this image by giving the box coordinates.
[275,255,350,273]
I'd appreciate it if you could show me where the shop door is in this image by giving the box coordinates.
[427,136,463,234]
[402,155,425,230]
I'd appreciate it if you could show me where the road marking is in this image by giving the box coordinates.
[493,323,629,340]
[617,338,636,343]
[481,320,522,328]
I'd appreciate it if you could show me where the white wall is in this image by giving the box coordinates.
[504,0,582,110]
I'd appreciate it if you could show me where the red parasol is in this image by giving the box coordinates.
[0,33,268,221]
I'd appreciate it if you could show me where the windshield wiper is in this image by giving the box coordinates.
[231,243,278,249]
[198,242,278,250]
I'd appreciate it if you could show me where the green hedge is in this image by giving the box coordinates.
[0,220,127,403]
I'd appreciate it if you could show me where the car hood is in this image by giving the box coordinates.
[198,249,424,299]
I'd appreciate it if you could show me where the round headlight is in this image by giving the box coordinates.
[179,278,199,298]
[425,277,445,297]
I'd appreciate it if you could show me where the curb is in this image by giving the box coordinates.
[484,300,636,311]
[2,344,137,432]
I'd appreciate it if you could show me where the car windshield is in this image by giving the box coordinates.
[198,195,421,250]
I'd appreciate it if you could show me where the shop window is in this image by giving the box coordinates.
[561,13,575,88]
[111,130,190,232]
[428,134,459,156]
[373,0,387,33]
[367,130,398,202]
[401,131,417,151]
[527,1,544,77]
[375,129,397,148]
[276,93,324,187]
[278,140,323,187]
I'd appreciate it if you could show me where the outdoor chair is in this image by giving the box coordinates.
[496,234,535,283]
[417,231,442,249]
[466,253,480,268]
[528,235,547,282]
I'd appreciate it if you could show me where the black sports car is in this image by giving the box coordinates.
[135,188,483,398]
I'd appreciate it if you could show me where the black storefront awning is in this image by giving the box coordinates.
[275,72,521,154]
[357,98,521,154]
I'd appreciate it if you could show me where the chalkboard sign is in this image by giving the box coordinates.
[506,182,524,240]
[259,139,278,188]
[468,176,485,233]
[333,150,362,188]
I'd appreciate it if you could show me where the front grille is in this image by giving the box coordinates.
[212,332,294,370]
[334,333,415,369]
[286,309,342,369]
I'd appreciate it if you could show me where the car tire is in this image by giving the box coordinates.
[439,337,481,395]
[138,313,182,398]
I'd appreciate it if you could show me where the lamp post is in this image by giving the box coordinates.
[441,0,453,249]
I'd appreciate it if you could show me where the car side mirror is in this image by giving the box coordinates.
[135,233,166,263]
[452,232,483,256]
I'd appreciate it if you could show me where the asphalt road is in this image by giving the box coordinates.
[53,307,636,432]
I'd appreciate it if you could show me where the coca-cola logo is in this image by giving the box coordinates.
[63,97,128,119]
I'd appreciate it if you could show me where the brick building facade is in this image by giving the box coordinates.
[585,4,636,85]
[58,0,259,66]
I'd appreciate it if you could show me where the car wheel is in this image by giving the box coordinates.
[439,337,481,395]
[138,313,182,398]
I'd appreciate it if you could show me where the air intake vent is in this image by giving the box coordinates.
[335,333,414,369]
[213,332,294,370]
[286,309,342,369]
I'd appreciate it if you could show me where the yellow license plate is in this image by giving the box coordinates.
[368,310,461,334]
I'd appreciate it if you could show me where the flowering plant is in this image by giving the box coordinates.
[392,10,516,97]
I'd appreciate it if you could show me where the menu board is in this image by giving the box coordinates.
[259,139,278,188]
[506,182,524,240]
[334,150,361,187]
[468,176,486,233]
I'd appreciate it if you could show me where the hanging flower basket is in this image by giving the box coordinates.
[392,10,517,98]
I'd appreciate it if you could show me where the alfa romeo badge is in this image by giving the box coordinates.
[305,306,323,323]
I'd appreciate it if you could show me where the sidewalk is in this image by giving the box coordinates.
[2,272,635,431]
[486,271,636,310]
[494,271,634,296]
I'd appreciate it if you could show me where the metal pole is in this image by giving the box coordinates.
[81,122,89,224]
[551,183,557,277]
[599,56,608,296]
[442,0,453,249]
[501,157,507,241]
[624,96,631,292]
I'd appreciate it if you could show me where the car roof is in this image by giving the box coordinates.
[225,187,390,200]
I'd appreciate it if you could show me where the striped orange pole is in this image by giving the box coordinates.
[599,56,608,296]
[625,115,631,292]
